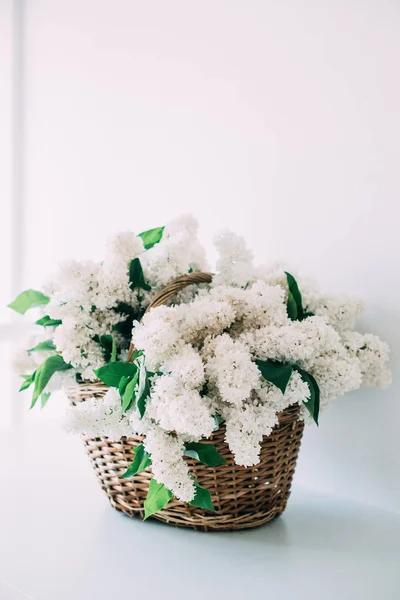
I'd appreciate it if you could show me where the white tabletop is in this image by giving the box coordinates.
[1,424,399,600]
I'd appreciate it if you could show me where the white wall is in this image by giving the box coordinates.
[20,0,400,511]
[0,0,13,320]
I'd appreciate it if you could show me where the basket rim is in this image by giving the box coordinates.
[128,271,213,360]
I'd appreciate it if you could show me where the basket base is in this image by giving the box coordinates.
[104,489,290,532]
[80,398,304,532]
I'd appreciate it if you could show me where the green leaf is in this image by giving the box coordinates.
[212,413,225,430]
[118,375,130,397]
[296,368,320,425]
[135,351,150,418]
[111,336,117,363]
[147,370,163,377]
[19,371,36,392]
[112,302,140,336]
[303,311,315,319]
[136,356,147,399]
[35,315,62,327]
[40,392,51,408]
[138,226,165,250]
[94,361,138,388]
[113,302,138,318]
[120,444,152,479]
[121,372,139,413]
[27,339,56,354]
[286,291,298,320]
[184,442,226,466]
[256,359,294,394]
[93,334,112,357]
[135,358,151,418]
[285,272,304,320]
[8,289,50,314]
[93,334,117,363]
[31,355,72,408]
[112,319,132,336]
[137,379,150,418]
[129,258,151,292]
[189,482,215,511]
[143,479,173,520]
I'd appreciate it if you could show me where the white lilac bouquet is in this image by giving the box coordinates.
[9,215,391,518]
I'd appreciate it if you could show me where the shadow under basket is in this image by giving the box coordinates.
[75,384,304,532]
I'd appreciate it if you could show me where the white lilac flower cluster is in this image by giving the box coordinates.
[62,226,391,504]
[40,216,206,381]
[13,217,391,505]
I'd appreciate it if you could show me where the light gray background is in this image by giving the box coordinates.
[2,0,399,514]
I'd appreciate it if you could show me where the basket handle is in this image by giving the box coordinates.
[127,271,213,361]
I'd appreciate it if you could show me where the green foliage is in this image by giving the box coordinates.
[93,334,112,360]
[138,226,165,250]
[256,359,320,425]
[129,258,151,292]
[111,336,117,363]
[112,302,138,336]
[94,362,138,388]
[121,371,139,412]
[144,479,173,520]
[40,392,51,408]
[118,375,131,397]
[8,289,50,314]
[189,482,215,511]
[93,334,117,363]
[286,292,298,320]
[98,355,153,417]
[35,315,62,327]
[31,355,72,409]
[120,444,152,479]
[212,413,225,430]
[256,359,294,394]
[136,357,151,418]
[27,340,56,354]
[285,272,304,320]
[295,368,320,425]
[19,372,36,392]
[184,442,226,466]
[284,272,315,321]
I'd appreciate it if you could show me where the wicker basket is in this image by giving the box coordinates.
[72,272,305,531]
